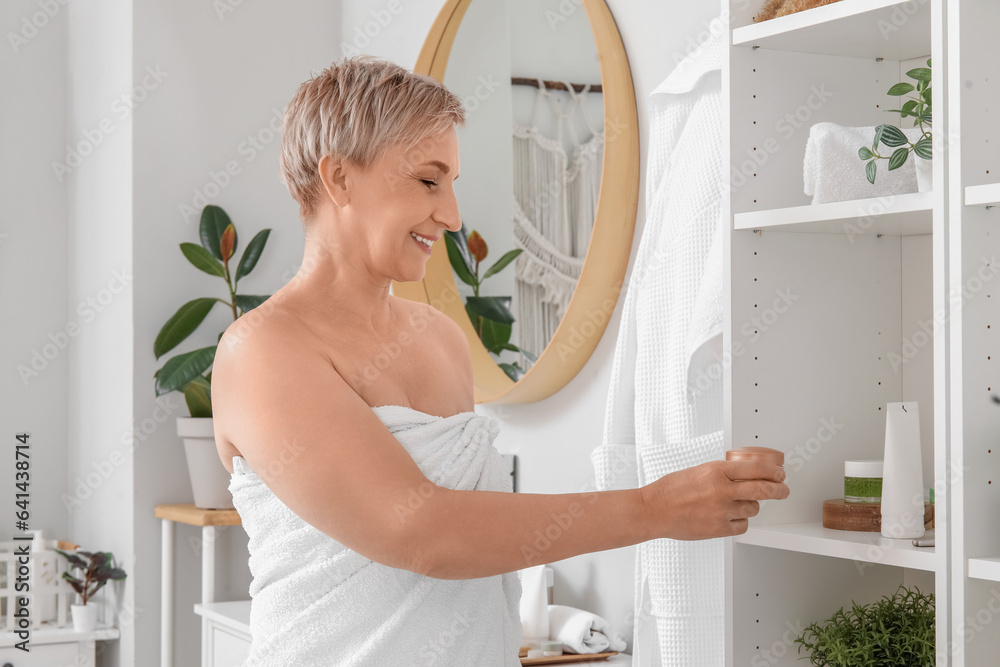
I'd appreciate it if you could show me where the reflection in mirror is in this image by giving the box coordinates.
[442,0,604,382]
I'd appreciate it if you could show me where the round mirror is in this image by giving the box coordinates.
[391,0,638,404]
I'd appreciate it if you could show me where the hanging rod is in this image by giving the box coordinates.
[511,77,603,93]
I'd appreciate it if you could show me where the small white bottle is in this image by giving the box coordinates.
[880,402,925,539]
[519,564,550,649]
[29,530,58,623]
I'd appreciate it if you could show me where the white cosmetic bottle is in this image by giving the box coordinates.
[519,564,550,649]
[880,402,926,539]
[29,529,59,622]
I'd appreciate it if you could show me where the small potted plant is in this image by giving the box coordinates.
[53,548,127,633]
[794,585,935,666]
[444,225,536,381]
[154,204,272,509]
[859,59,933,191]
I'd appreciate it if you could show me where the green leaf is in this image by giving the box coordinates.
[54,548,88,570]
[858,146,873,160]
[482,248,524,281]
[914,135,933,160]
[515,345,538,364]
[181,243,226,277]
[480,319,512,353]
[235,294,270,314]
[235,228,271,282]
[200,205,235,261]
[866,159,877,184]
[902,99,919,114]
[916,78,928,92]
[887,147,910,171]
[498,362,523,382]
[887,82,915,96]
[445,226,471,268]
[154,298,220,359]
[184,375,212,418]
[907,67,932,82]
[466,296,514,325]
[917,113,932,125]
[154,346,217,396]
[872,125,885,151]
[444,234,477,287]
[878,124,908,147]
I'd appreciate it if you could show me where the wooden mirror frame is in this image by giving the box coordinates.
[391,0,638,404]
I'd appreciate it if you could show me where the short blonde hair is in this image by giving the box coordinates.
[279,55,466,221]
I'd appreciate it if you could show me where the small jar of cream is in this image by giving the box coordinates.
[844,460,883,503]
[540,641,563,657]
[726,447,784,468]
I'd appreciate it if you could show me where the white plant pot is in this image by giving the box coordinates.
[915,156,933,192]
[177,417,234,510]
[71,603,98,632]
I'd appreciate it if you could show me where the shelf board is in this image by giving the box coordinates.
[965,183,1000,207]
[734,191,932,235]
[155,502,241,527]
[734,523,937,571]
[969,557,1000,582]
[732,0,931,60]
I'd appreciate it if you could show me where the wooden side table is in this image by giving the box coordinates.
[155,504,241,667]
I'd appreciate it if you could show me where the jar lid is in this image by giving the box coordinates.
[845,460,883,477]
[540,641,563,652]
[725,447,784,466]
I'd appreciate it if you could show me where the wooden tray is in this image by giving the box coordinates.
[822,499,934,532]
[520,651,618,665]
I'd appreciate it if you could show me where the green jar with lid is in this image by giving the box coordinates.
[844,460,883,503]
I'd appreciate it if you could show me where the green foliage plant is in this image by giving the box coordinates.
[794,586,935,666]
[859,59,932,184]
[53,548,127,606]
[153,205,272,417]
[444,224,536,381]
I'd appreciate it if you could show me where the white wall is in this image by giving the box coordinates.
[129,2,340,666]
[1,0,70,559]
[65,2,137,662]
[346,0,721,653]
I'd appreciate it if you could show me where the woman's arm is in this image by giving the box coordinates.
[213,315,787,581]
[404,459,784,579]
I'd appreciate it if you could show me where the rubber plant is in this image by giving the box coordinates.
[52,548,127,606]
[153,205,272,417]
[445,225,536,382]
[859,59,932,184]
[794,585,935,666]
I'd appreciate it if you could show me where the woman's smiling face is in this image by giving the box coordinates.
[319,125,463,285]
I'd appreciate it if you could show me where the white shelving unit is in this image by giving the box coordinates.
[722,0,999,665]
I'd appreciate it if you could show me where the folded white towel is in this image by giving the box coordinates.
[229,405,523,666]
[803,121,923,204]
[547,604,627,655]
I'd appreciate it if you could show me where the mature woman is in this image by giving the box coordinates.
[211,55,788,666]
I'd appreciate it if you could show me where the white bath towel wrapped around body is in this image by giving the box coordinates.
[229,404,523,666]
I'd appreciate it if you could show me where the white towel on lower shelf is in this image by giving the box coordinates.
[803,121,923,204]
[547,604,627,655]
[229,405,522,666]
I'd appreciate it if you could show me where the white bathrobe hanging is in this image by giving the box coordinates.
[590,23,726,667]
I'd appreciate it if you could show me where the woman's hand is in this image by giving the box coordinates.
[639,460,789,541]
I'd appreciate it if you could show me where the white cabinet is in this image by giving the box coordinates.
[194,601,251,667]
[0,641,78,666]
[722,0,999,665]
[0,628,119,667]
